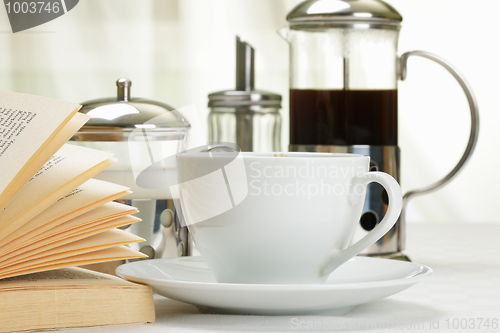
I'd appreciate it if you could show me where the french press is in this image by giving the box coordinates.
[280,0,479,258]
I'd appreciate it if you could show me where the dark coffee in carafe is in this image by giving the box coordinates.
[290,89,398,146]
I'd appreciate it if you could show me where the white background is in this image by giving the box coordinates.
[0,0,497,223]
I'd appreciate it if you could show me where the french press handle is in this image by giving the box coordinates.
[398,51,480,226]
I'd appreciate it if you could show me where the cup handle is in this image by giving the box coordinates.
[320,172,403,276]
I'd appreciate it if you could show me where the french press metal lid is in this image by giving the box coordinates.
[286,0,402,28]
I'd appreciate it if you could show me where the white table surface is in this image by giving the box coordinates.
[60,223,500,333]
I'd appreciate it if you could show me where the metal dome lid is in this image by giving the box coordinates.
[286,0,402,30]
[77,78,190,134]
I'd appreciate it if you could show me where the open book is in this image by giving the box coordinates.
[0,267,155,332]
[0,90,147,280]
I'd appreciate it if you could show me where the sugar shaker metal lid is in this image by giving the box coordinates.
[208,37,281,109]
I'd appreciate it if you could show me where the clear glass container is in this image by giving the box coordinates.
[208,105,281,152]
[69,78,192,260]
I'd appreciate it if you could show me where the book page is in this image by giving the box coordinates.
[0,144,117,239]
[0,208,139,264]
[0,112,90,211]
[0,206,135,258]
[0,267,139,289]
[0,246,145,279]
[38,215,138,248]
[0,91,81,205]
[0,229,143,272]
[0,180,132,252]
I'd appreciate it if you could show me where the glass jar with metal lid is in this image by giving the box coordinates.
[70,78,192,264]
[208,37,282,152]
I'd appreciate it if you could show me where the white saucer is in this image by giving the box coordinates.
[116,256,431,316]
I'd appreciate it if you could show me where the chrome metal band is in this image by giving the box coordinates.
[289,144,403,256]
[289,20,401,31]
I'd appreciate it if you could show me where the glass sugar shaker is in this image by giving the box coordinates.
[208,36,282,152]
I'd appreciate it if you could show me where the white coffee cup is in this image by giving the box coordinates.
[176,152,402,284]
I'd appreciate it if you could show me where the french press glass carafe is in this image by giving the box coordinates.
[280,0,479,258]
